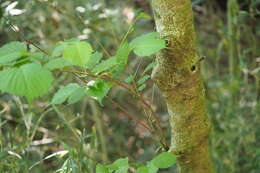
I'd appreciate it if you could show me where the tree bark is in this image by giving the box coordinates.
[150,0,215,172]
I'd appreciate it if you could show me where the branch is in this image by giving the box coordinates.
[54,68,169,150]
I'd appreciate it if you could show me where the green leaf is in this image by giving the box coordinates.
[12,56,31,67]
[64,38,81,43]
[28,52,47,63]
[151,152,176,169]
[111,42,132,79]
[112,158,129,173]
[116,42,131,64]
[143,62,155,73]
[63,41,93,67]
[52,83,80,104]
[137,75,150,85]
[51,43,68,57]
[51,38,81,57]
[136,12,151,20]
[136,166,149,173]
[45,58,71,70]
[96,158,129,173]
[0,42,27,65]
[92,43,131,77]
[124,75,135,84]
[130,32,166,57]
[132,40,165,57]
[96,164,109,173]
[68,87,86,104]
[92,56,118,74]
[86,79,112,105]
[86,51,103,70]
[131,32,160,45]
[0,63,53,102]
[138,84,147,91]
[147,162,158,173]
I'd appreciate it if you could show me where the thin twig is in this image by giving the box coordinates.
[7,21,50,56]
[108,98,151,131]
[54,69,169,150]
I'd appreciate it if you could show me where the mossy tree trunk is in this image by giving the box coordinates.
[150,0,215,172]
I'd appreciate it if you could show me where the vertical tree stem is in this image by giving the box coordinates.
[150,0,215,172]
[227,0,240,108]
[227,0,240,80]
[90,100,108,163]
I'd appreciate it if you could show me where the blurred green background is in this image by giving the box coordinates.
[0,0,259,172]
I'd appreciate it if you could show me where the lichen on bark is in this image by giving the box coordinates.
[150,0,215,172]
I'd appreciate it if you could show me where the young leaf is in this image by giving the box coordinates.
[51,38,81,57]
[151,152,176,169]
[64,38,81,43]
[143,62,155,73]
[0,41,27,65]
[111,42,132,79]
[27,52,47,63]
[52,83,80,104]
[136,166,149,173]
[137,75,150,85]
[67,87,86,104]
[124,75,135,84]
[130,32,166,57]
[86,51,103,70]
[63,41,93,67]
[130,32,159,45]
[147,162,158,173]
[51,43,68,57]
[116,42,131,64]
[45,58,71,70]
[138,84,147,91]
[136,12,151,20]
[96,164,109,173]
[92,56,118,74]
[132,39,165,57]
[112,157,129,173]
[0,63,53,102]
[86,79,112,105]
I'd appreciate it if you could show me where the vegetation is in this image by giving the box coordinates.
[151,0,214,172]
[0,0,259,173]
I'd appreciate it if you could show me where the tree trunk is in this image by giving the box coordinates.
[150,0,215,172]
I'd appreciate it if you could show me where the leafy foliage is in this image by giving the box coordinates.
[96,158,129,173]
[86,51,103,70]
[86,79,112,105]
[63,41,93,67]
[0,31,165,103]
[130,32,166,57]
[92,56,118,74]
[124,74,135,84]
[137,75,150,85]
[51,43,68,57]
[0,41,27,65]
[0,63,53,102]
[67,87,86,104]
[0,16,169,172]
[96,152,176,173]
[44,58,71,70]
[150,152,176,169]
[0,1,258,173]
[52,83,81,104]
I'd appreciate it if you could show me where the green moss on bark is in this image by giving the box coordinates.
[150,0,215,172]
